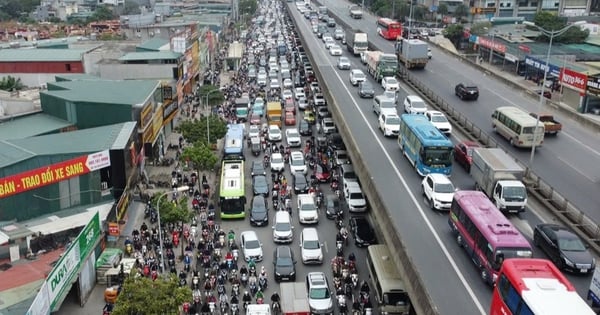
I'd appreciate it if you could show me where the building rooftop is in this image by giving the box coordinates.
[137,38,169,51]
[42,79,158,106]
[54,73,101,82]
[0,113,72,141]
[119,51,182,61]
[0,48,87,62]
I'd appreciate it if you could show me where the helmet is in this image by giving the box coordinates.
[245,291,249,295]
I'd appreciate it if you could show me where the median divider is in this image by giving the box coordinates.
[286,3,440,315]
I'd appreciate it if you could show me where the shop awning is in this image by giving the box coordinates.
[27,203,112,236]
[0,231,9,245]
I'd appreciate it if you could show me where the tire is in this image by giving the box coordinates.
[456,234,463,247]
[533,232,541,247]
[481,269,489,283]
[510,138,515,146]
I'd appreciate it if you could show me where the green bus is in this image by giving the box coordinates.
[219,158,246,219]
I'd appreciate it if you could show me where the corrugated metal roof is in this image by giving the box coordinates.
[0,113,72,141]
[41,79,159,106]
[0,48,87,62]
[112,121,137,149]
[137,38,169,51]
[119,51,182,61]
[0,141,36,168]
[54,73,101,81]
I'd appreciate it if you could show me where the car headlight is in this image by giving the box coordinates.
[275,271,281,276]
[562,256,575,267]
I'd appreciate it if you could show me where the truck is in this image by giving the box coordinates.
[234,97,250,121]
[349,5,363,19]
[267,102,282,128]
[470,148,528,213]
[365,51,399,82]
[529,113,562,135]
[345,29,368,56]
[395,38,429,70]
[280,282,310,315]
[246,304,271,315]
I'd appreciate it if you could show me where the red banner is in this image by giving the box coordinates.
[478,37,506,54]
[0,150,110,198]
[108,222,120,236]
[560,68,587,91]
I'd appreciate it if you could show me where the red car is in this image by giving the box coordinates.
[284,99,296,114]
[249,113,261,125]
[453,141,480,172]
[313,163,331,182]
[284,112,296,126]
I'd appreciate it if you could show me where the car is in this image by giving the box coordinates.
[306,272,333,313]
[349,69,366,86]
[248,124,260,139]
[358,81,375,98]
[269,62,279,73]
[313,163,331,182]
[349,216,377,247]
[324,38,335,49]
[268,125,282,142]
[299,119,312,136]
[455,82,479,100]
[240,231,263,262]
[270,78,281,90]
[257,74,267,86]
[285,112,296,126]
[271,152,285,172]
[453,141,480,172]
[298,194,319,224]
[252,98,265,116]
[421,173,455,211]
[249,113,261,125]
[324,194,341,219]
[284,100,296,115]
[320,117,336,134]
[250,195,269,226]
[381,76,399,91]
[304,110,316,125]
[286,128,302,147]
[403,95,427,114]
[334,28,344,40]
[316,106,330,119]
[425,110,452,135]
[309,82,320,93]
[298,97,309,110]
[337,56,351,70]
[251,160,266,177]
[283,78,293,89]
[273,246,297,282]
[327,133,345,151]
[313,93,326,106]
[378,113,400,137]
[282,89,294,100]
[293,172,310,194]
[252,175,269,197]
[344,182,367,212]
[333,150,349,166]
[329,44,342,56]
[294,88,306,100]
[300,227,323,264]
[273,211,293,244]
[534,224,595,274]
[327,17,336,27]
[269,69,278,78]
[290,151,307,174]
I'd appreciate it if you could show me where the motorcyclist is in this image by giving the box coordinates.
[228,230,235,243]
[240,265,248,276]
[348,252,356,263]
[248,258,256,272]
[124,237,132,246]
[103,303,114,312]
[242,291,252,305]
[270,291,280,304]
[255,289,264,300]
[360,280,370,294]
[231,294,239,306]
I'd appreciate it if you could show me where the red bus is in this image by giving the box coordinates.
[376,18,402,40]
[448,190,533,285]
[490,258,595,315]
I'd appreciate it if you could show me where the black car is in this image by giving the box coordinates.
[349,216,376,247]
[358,81,375,98]
[325,194,341,219]
[250,195,269,226]
[299,119,313,136]
[327,133,346,151]
[455,83,479,100]
[273,246,297,282]
[251,161,266,177]
[293,172,309,194]
[252,175,269,196]
[533,224,595,274]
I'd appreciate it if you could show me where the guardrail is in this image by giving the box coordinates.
[284,3,440,315]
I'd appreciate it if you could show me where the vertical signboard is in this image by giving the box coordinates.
[26,282,51,315]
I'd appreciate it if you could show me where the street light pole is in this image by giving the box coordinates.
[523,21,585,167]
[157,186,189,277]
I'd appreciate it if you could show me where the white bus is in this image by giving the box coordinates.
[365,245,411,314]
[492,106,545,148]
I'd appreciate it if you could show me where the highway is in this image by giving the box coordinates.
[314,0,600,223]
[286,3,594,314]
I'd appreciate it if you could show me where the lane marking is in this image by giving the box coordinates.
[557,156,598,182]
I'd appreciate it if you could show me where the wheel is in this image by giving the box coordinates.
[510,138,515,146]
[456,234,463,247]
[430,197,435,210]
[533,232,541,247]
[480,269,489,283]
[421,185,426,196]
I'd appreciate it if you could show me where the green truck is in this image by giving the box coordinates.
[365,51,399,82]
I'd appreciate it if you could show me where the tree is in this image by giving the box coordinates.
[437,3,448,16]
[181,143,219,173]
[112,273,191,315]
[121,0,141,15]
[453,4,469,18]
[240,0,257,16]
[150,193,193,226]
[197,84,224,108]
[470,21,492,36]
[88,5,114,22]
[0,75,23,91]
[176,115,227,146]
[443,24,464,48]
[530,11,589,43]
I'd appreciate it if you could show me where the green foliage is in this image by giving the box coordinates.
[470,21,492,36]
[0,0,40,20]
[437,3,448,16]
[88,5,115,23]
[443,24,464,47]
[240,0,257,15]
[453,4,469,18]
[197,85,224,107]
[370,0,391,17]
[530,12,589,43]
[0,75,23,91]
[150,194,193,225]
[176,115,227,145]
[121,0,141,15]
[112,273,191,315]
[181,143,220,173]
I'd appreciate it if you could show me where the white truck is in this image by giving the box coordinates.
[365,51,399,82]
[246,304,271,315]
[280,282,310,315]
[349,5,363,19]
[470,148,527,213]
[345,29,368,56]
[395,38,429,69]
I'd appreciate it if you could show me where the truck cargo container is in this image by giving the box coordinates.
[345,29,368,56]
[395,38,428,69]
[365,51,399,82]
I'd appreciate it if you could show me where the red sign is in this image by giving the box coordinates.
[108,222,120,236]
[0,150,111,198]
[560,68,587,91]
[518,44,531,53]
[479,37,506,54]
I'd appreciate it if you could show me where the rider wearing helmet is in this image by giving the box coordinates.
[270,291,280,303]
[256,289,264,300]
[242,291,252,304]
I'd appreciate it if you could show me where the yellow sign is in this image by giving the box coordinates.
[471,7,497,14]
[140,103,153,129]
[117,191,130,221]
[142,123,154,143]
[151,107,163,143]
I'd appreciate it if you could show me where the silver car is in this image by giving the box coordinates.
[337,57,351,70]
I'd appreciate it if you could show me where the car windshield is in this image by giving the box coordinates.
[558,236,587,252]
[291,158,304,166]
[270,129,281,135]
[431,115,448,123]
[327,198,339,208]
[361,83,373,90]
[412,101,426,109]
[304,240,320,249]
[245,239,260,249]
[386,117,400,125]
[434,182,454,193]
[276,257,293,267]
[387,78,398,84]
[288,131,299,138]
[502,186,526,201]
[309,287,330,299]
[324,121,334,127]
[355,73,365,79]
[275,222,291,232]
[300,203,316,211]
[349,192,363,199]
[381,100,395,108]
[340,57,348,62]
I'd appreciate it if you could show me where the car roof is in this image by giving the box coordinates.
[291,151,303,157]
[241,230,258,239]
[427,173,452,183]
[406,95,424,101]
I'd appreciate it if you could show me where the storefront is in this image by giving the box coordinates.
[559,68,587,111]
[583,74,600,114]
[524,55,562,87]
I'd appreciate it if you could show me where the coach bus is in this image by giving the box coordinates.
[219,158,246,219]
[223,124,245,159]
[492,106,545,148]
[366,245,411,314]
[397,114,453,176]
[448,190,533,285]
[490,258,595,315]
[376,18,402,40]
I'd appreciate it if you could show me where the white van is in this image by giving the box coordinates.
[372,95,397,116]
[272,211,293,243]
[300,228,323,264]
[297,194,319,224]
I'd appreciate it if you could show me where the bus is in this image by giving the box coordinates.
[366,245,411,314]
[492,106,545,148]
[223,124,245,159]
[490,258,595,315]
[397,114,453,176]
[376,18,403,40]
[219,158,246,219]
[448,190,533,285]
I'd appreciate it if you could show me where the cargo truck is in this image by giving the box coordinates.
[235,97,250,121]
[349,5,363,19]
[345,29,368,56]
[470,148,527,213]
[395,38,429,70]
[267,102,282,128]
[365,51,399,82]
[280,282,310,315]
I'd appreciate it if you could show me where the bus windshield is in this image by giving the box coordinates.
[384,292,409,306]
[221,198,244,214]
[422,147,452,167]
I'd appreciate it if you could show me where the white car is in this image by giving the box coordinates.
[281,89,294,100]
[283,78,293,89]
[270,78,281,90]
[421,173,456,211]
[289,151,307,174]
[240,230,263,262]
[294,88,306,100]
[297,194,319,224]
[322,34,334,43]
[271,152,285,172]
[426,110,452,135]
[306,272,333,312]
[378,113,400,137]
[349,69,366,86]
[329,44,342,56]
[268,125,282,141]
[286,128,302,147]
[248,124,260,139]
[381,76,399,91]
[324,38,335,49]
[269,62,279,72]
[321,117,336,134]
[403,95,427,114]
[337,56,351,70]
[298,98,309,110]
[257,73,267,86]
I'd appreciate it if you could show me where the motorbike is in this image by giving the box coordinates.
[125,243,133,256]
[192,276,200,290]
[231,303,240,315]
[351,272,359,289]
[258,276,268,291]
[231,283,240,297]
[240,271,248,286]
[336,240,344,257]
[220,301,228,314]
[337,294,347,315]
[272,301,281,314]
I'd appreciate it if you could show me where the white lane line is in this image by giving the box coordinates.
[560,131,600,157]
[297,16,487,315]
[557,156,597,183]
